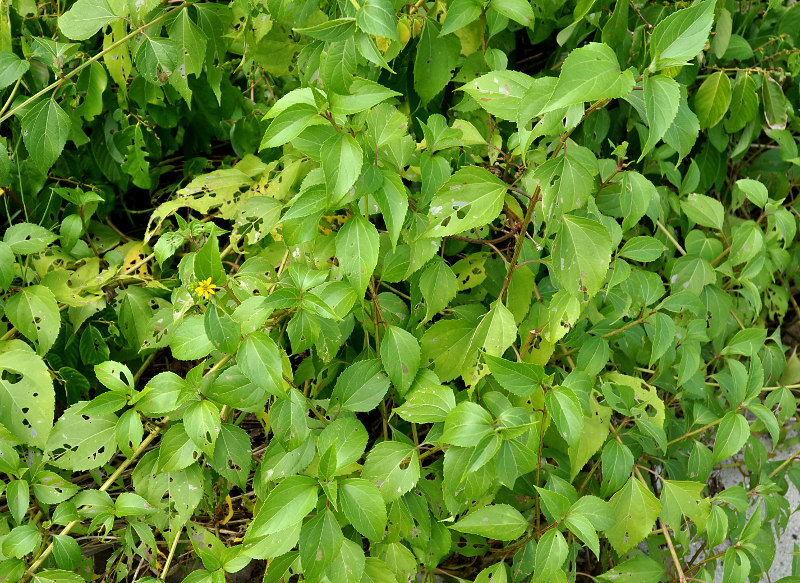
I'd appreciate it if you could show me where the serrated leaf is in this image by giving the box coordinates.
[361,440,419,502]
[542,43,634,114]
[545,386,583,449]
[553,215,612,299]
[419,258,458,325]
[712,412,750,463]
[426,166,507,238]
[451,504,527,541]
[336,214,379,296]
[21,99,71,171]
[640,74,680,158]
[694,71,731,130]
[333,359,391,412]
[414,19,460,104]
[650,0,714,70]
[58,0,116,40]
[46,401,116,471]
[5,285,60,355]
[606,477,661,554]
[339,478,387,541]
[680,192,724,229]
[356,0,398,40]
[380,326,420,397]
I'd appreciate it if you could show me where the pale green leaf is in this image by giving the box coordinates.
[542,43,634,114]
[425,166,507,238]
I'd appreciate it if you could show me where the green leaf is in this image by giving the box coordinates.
[680,192,724,229]
[336,214,379,296]
[650,0,715,70]
[295,18,357,42]
[34,570,86,583]
[361,440,419,502]
[414,19,461,104]
[58,0,116,40]
[462,70,533,121]
[426,166,507,238]
[330,78,401,115]
[261,103,319,149]
[247,475,318,539]
[721,328,766,358]
[647,312,675,365]
[552,215,612,300]
[712,412,750,463]
[441,401,494,446]
[3,223,58,255]
[606,477,661,554]
[204,303,241,354]
[300,508,343,578]
[733,178,768,208]
[619,237,666,262]
[32,471,78,504]
[170,315,215,361]
[484,354,545,397]
[440,0,482,35]
[373,170,408,251]
[133,36,177,85]
[2,524,41,558]
[565,513,599,558]
[318,416,368,471]
[534,529,567,580]
[450,504,527,541]
[323,132,363,203]
[728,221,763,265]
[356,0,398,41]
[157,423,201,472]
[0,51,30,90]
[419,258,458,325]
[724,74,758,133]
[542,43,635,114]
[489,0,534,26]
[747,403,779,451]
[5,285,60,354]
[184,399,221,457]
[209,423,252,489]
[536,144,598,219]
[660,480,709,532]
[640,74,680,158]
[693,71,731,130]
[381,326,420,397]
[763,77,788,130]
[663,97,700,163]
[597,556,664,583]
[237,331,283,396]
[339,478,387,541]
[332,359,391,412]
[545,386,583,449]
[168,9,207,102]
[194,235,226,285]
[21,98,71,171]
[394,383,455,423]
[7,480,29,524]
[46,401,116,471]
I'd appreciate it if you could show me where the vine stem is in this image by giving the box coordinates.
[0,4,185,125]
[160,525,183,580]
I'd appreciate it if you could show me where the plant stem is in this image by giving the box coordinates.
[160,525,183,580]
[656,220,687,255]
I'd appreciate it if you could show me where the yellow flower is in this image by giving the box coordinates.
[194,277,216,300]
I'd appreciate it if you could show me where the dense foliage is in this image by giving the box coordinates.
[2,0,800,581]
